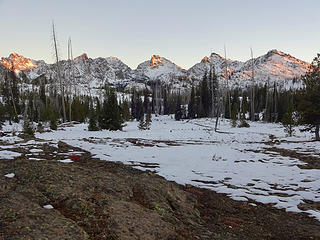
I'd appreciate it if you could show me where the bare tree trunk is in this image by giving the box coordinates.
[68,37,74,122]
[215,101,220,132]
[315,124,319,141]
[264,81,269,122]
[250,48,255,121]
[215,90,221,132]
[274,84,278,122]
[209,66,215,117]
[224,45,231,119]
[52,22,67,123]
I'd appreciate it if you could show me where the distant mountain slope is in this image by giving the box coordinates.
[0,50,311,91]
[188,49,310,89]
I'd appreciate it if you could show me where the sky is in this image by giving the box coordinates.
[0,0,319,69]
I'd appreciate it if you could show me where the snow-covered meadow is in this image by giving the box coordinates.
[32,115,320,221]
[1,115,319,221]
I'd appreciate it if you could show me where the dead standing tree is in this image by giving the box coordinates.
[215,46,230,132]
[250,47,255,121]
[224,45,231,119]
[52,22,67,122]
[67,37,74,122]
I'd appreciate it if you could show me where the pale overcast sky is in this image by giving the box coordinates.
[0,0,319,69]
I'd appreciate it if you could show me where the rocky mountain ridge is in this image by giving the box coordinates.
[0,50,311,91]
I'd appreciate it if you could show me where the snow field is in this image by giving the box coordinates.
[29,115,320,221]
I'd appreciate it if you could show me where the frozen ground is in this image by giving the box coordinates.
[2,115,319,221]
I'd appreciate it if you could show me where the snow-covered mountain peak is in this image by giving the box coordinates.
[74,53,89,62]
[0,53,38,73]
[108,56,121,61]
[209,52,224,59]
[135,55,187,81]
[0,49,312,91]
[150,55,164,68]
[201,56,211,63]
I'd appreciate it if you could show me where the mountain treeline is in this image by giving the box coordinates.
[0,54,319,140]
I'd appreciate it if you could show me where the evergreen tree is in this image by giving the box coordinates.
[297,54,320,140]
[0,103,5,126]
[210,68,219,117]
[138,115,146,130]
[50,115,58,130]
[71,96,87,122]
[230,89,240,122]
[151,90,155,114]
[39,80,46,105]
[224,96,231,119]
[188,84,196,119]
[238,117,250,128]
[145,111,152,130]
[272,83,279,122]
[88,102,99,131]
[135,95,144,121]
[47,103,58,130]
[231,102,238,127]
[201,73,210,117]
[241,92,248,119]
[143,88,150,113]
[23,107,35,137]
[121,99,131,121]
[163,88,169,115]
[282,99,296,137]
[131,89,137,119]
[100,89,123,131]
[174,94,183,121]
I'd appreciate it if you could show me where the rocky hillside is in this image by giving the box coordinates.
[0,50,311,92]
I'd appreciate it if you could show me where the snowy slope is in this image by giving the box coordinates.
[0,50,311,91]
[188,50,310,90]
[188,53,243,79]
[136,55,187,81]
[135,55,191,91]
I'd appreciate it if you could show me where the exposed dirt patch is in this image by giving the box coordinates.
[192,186,320,240]
[0,139,319,239]
[265,147,320,169]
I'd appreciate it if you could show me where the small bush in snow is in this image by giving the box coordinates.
[238,118,250,128]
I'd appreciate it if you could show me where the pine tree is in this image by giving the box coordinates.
[138,115,146,130]
[100,88,123,131]
[201,73,210,117]
[121,99,131,121]
[50,115,58,130]
[0,103,5,127]
[23,106,35,137]
[174,94,183,121]
[131,89,137,119]
[188,84,196,119]
[238,117,250,128]
[297,54,320,140]
[151,89,155,114]
[224,96,231,119]
[145,110,152,130]
[231,103,238,127]
[163,88,169,115]
[88,102,99,131]
[48,103,58,130]
[210,68,219,117]
[135,95,144,121]
[282,99,296,137]
[143,88,150,113]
